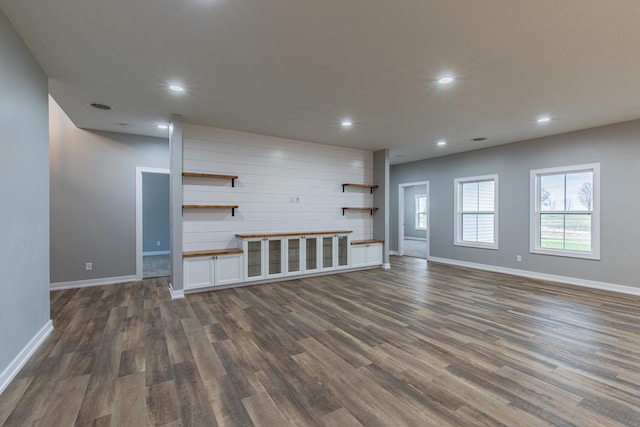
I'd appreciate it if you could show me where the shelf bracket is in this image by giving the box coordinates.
[231,178,235,188]
[342,208,346,216]
[370,209,374,216]
[342,184,346,192]
[232,207,235,216]
[370,187,374,194]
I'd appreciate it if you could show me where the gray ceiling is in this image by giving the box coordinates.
[2,0,640,164]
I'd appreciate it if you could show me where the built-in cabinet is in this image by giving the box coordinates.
[238,231,353,281]
[183,249,243,290]
[350,240,384,268]
[182,233,382,293]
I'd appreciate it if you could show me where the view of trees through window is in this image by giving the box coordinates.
[539,171,593,251]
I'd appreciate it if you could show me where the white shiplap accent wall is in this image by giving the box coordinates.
[182,124,374,252]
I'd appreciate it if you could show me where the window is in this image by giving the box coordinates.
[415,195,427,230]
[454,175,498,249]
[530,163,600,259]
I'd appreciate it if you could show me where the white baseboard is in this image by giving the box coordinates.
[389,251,400,256]
[169,282,184,299]
[382,263,391,269]
[0,320,53,395]
[428,256,640,297]
[404,237,427,241]
[143,250,170,256]
[50,275,138,290]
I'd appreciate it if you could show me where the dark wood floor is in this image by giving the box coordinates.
[2,257,640,426]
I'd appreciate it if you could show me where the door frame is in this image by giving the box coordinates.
[136,167,170,280]
[398,181,430,259]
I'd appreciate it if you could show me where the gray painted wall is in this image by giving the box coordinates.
[391,119,640,288]
[0,10,51,377]
[403,185,427,239]
[169,115,184,291]
[373,149,390,265]
[49,99,169,283]
[142,173,170,253]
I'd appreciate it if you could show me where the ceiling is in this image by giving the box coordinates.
[2,0,640,164]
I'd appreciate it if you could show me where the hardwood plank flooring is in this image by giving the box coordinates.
[2,257,640,426]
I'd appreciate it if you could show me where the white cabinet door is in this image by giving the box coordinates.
[265,238,284,278]
[244,239,265,281]
[304,236,320,273]
[184,257,215,290]
[335,234,350,269]
[215,254,243,286]
[285,237,304,276]
[350,243,383,268]
[367,244,383,265]
[350,245,367,268]
[320,235,335,271]
[184,253,243,290]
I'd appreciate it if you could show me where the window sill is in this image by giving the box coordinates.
[454,242,498,250]
[530,247,600,260]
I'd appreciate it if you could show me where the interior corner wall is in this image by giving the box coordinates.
[169,115,183,291]
[373,149,390,264]
[390,119,640,288]
[49,98,169,284]
[0,9,51,381]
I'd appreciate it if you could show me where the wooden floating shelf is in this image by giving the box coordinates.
[182,205,238,216]
[183,248,243,258]
[351,239,384,245]
[183,172,238,187]
[342,183,379,193]
[341,207,379,216]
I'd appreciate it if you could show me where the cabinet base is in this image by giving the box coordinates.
[183,265,383,294]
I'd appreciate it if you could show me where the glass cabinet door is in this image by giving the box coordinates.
[247,240,263,278]
[322,236,334,269]
[268,239,282,276]
[337,235,349,267]
[287,238,301,273]
[306,237,318,271]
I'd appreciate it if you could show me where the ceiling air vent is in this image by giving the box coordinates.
[472,137,486,142]
[90,103,112,111]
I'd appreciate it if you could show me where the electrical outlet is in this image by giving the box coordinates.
[516,255,522,262]
[295,196,300,203]
[85,262,93,271]
[157,240,161,247]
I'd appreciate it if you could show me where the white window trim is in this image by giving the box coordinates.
[415,194,427,230]
[454,174,499,250]
[529,163,600,260]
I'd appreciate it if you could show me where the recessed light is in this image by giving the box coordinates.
[537,116,551,123]
[157,124,169,130]
[437,75,455,85]
[341,119,353,128]
[169,84,185,93]
[437,140,447,146]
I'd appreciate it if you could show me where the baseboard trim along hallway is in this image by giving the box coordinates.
[0,320,53,395]
[427,256,640,297]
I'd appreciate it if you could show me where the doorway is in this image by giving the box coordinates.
[398,181,429,259]
[136,167,170,279]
